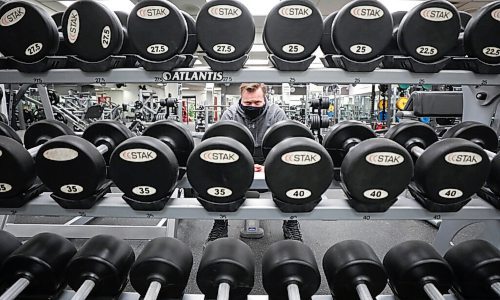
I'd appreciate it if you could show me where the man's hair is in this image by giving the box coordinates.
[240,83,267,96]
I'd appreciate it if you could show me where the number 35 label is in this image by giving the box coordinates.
[207,187,232,197]
[61,184,83,194]
[286,189,311,199]
[133,186,157,196]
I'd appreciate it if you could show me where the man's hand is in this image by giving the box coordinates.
[254,164,264,172]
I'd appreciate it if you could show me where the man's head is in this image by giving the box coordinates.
[240,83,267,107]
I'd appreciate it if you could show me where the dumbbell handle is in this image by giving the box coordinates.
[287,283,301,300]
[356,283,373,300]
[423,283,445,300]
[217,282,230,300]
[0,277,30,300]
[71,279,96,300]
[144,281,162,300]
[492,282,500,296]
[410,146,425,158]
[96,144,109,155]
[485,149,496,161]
[27,144,44,158]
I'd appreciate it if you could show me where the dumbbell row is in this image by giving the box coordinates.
[0,231,498,300]
[0,0,498,71]
[0,118,499,213]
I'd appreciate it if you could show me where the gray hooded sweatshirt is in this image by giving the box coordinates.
[220,101,287,164]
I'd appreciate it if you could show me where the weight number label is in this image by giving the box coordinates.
[439,188,463,199]
[207,187,233,197]
[286,189,312,199]
[147,44,169,55]
[67,10,80,44]
[416,46,438,56]
[0,183,12,193]
[444,152,482,165]
[132,186,157,196]
[25,43,43,56]
[61,184,83,194]
[213,44,235,54]
[483,47,500,57]
[0,7,25,27]
[43,148,79,161]
[363,189,388,200]
[350,44,372,55]
[101,26,111,49]
[282,44,304,54]
[137,6,170,19]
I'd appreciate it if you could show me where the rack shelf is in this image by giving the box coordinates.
[0,67,498,85]
[1,190,498,221]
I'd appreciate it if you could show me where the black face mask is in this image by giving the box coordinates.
[240,102,265,119]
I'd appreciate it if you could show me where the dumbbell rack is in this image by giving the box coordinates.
[0,67,499,300]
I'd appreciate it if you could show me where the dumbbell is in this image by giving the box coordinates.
[323,240,387,300]
[187,120,254,212]
[263,120,334,212]
[110,120,194,210]
[324,121,413,212]
[0,120,74,206]
[197,0,255,63]
[320,11,338,55]
[130,237,193,300]
[385,121,489,211]
[262,240,321,300]
[384,11,407,55]
[180,11,198,56]
[444,239,500,299]
[35,121,134,208]
[331,0,393,62]
[0,231,21,266]
[128,0,187,62]
[442,121,500,207]
[383,240,454,300]
[65,235,135,299]
[463,2,500,64]
[0,233,76,300]
[395,0,461,63]
[197,238,254,300]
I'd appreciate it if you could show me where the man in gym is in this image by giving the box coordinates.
[205,83,303,245]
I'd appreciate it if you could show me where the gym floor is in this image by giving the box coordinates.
[9,216,484,295]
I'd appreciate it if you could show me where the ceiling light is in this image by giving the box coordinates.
[59,1,135,13]
[206,0,280,16]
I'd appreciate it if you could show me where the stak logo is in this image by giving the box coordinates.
[120,149,157,162]
[420,7,453,21]
[365,152,404,166]
[492,9,500,21]
[208,5,242,19]
[281,151,321,165]
[350,6,384,19]
[200,150,239,164]
[67,10,80,44]
[162,71,224,82]
[444,152,482,165]
[278,5,312,19]
[137,6,170,19]
[0,7,25,27]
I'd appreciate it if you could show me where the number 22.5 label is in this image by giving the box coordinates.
[416,46,437,56]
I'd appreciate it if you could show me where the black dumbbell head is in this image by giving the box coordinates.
[66,235,135,297]
[459,11,472,31]
[197,0,255,61]
[0,233,76,296]
[187,136,253,206]
[323,240,387,300]
[444,239,500,299]
[142,120,194,168]
[180,11,198,55]
[414,138,489,205]
[128,0,187,61]
[110,136,179,204]
[0,122,22,144]
[24,119,74,149]
[332,0,393,61]
[442,121,498,152]
[0,231,21,265]
[385,121,438,155]
[262,120,314,157]
[320,11,338,55]
[383,240,453,300]
[0,1,59,62]
[262,240,321,299]
[62,0,124,61]
[0,136,36,198]
[265,137,334,206]
[397,0,460,62]
[130,237,193,298]
[36,135,107,201]
[464,1,500,64]
[264,0,323,60]
[82,120,134,163]
[202,120,255,155]
[197,238,255,299]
